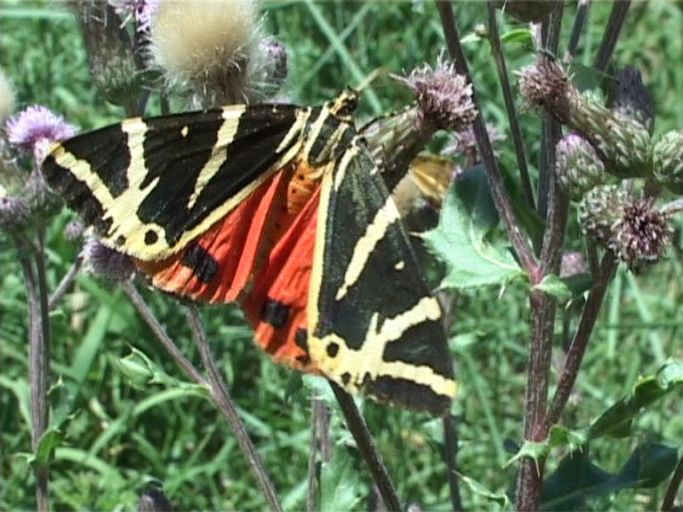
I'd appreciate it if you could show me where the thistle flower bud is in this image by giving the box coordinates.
[570,94,652,178]
[490,0,555,22]
[519,60,652,178]
[578,184,627,243]
[0,195,30,233]
[80,2,146,109]
[82,237,136,281]
[149,0,266,106]
[610,198,672,266]
[560,251,588,278]
[24,169,62,219]
[443,124,504,165]
[65,219,86,242]
[653,129,683,194]
[5,105,77,163]
[556,133,605,200]
[0,67,15,122]
[609,67,655,132]
[397,59,477,133]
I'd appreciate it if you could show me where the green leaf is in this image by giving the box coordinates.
[507,426,588,467]
[615,441,678,489]
[500,28,533,47]
[588,360,683,439]
[458,473,511,509]
[541,449,612,511]
[541,441,678,511]
[115,347,184,390]
[33,428,63,467]
[534,274,573,301]
[320,446,363,512]
[423,166,524,289]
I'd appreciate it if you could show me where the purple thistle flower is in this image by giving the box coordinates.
[5,105,77,162]
[396,58,477,132]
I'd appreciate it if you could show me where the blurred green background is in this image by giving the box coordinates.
[1,1,683,510]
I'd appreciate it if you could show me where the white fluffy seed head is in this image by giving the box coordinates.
[0,68,16,121]
[149,0,261,104]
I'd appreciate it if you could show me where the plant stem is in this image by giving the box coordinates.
[661,454,683,511]
[48,256,82,311]
[435,0,538,280]
[121,282,208,386]
[516,5,566,511]
[17,231,51,512]
[307,397,331,512]
[594,0,631,72]
[186,307,283,512]
[566,0,591,60]
[486,5,535,211]
[546,254,617,428]
[329,383,401,511]
[442,414,464,512]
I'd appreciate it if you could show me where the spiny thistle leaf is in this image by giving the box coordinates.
[422,165,523,289]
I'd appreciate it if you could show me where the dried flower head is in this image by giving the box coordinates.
[556,132,606,200]
[610,198,673,266]
[149,0,264,105]
[5,105,77,162]
[397,59,477,132]
[82,237,136,281]
[518,59,572,119]
[0,67,15,122]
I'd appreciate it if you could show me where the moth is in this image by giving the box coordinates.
[42,90,456,414]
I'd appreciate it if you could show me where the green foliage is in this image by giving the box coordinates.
[423,165,524,289]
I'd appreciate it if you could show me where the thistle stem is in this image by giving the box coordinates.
[330,383,401,511]
[48,256,82,311]
[121,282,207,386]
[443,414,464,512]
[16,231,51,512]
[186,307,283,512]
[435,0,539,280]
[594,0,631,72]
[486,4,535,211]
[516,5,566,510]
[546,254,617,428]
[661,454,683,511]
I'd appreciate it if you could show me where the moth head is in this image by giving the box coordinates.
[328,88,359,122]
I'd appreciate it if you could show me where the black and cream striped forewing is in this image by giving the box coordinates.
[42,104,311,260]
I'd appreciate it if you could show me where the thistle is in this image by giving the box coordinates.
[82,237,136,282]
[653,129,683,194]
[519,60,653,179]
[148,0,282,106]
[5,105,77,163]
[556,133,606,200]
[579,185,672,267]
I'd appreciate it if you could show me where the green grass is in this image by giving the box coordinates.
[2,1,683,510]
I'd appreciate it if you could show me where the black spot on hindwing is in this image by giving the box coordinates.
[261,298,290,329]
[181,242,219,283]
